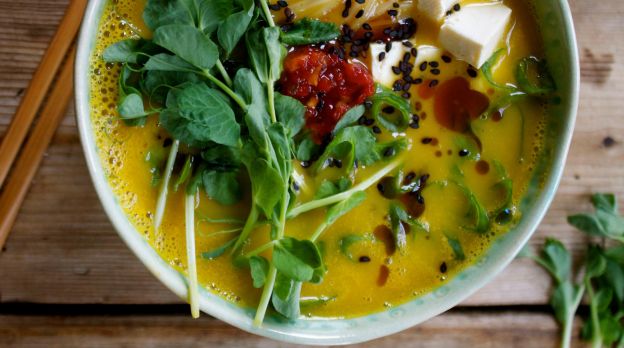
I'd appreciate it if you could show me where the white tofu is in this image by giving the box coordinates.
[369,41,407,88]
[439,3,512,68]
[418,0,458,21]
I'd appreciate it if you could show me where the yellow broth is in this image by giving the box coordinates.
[90,0,546,318]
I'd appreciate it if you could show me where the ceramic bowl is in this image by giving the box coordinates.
[75,1,579,345]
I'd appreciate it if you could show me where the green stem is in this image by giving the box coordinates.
[202,70,247,110]
[253,265,277,326]
[260,0,276,27]
[561,284,585,348]
[310,222,328,242]
[154,140,180,234]
[585,277,602,348]
[253,188,290,326]
[267,79,277,123]
[244,240,277,258]
[216,59,233,86]
[185,192,200,318]
[287,159,403,219]
[231,205,259,254]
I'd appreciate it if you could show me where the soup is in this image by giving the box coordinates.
[91,0,552,322]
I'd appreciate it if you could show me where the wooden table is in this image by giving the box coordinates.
[0,0,622,346]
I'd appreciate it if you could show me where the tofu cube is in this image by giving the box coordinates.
[418,0,458,21]
[439,3,512,68]
[369,41,407,88]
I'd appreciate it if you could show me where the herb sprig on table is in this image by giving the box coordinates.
[103,0,410,325]
[524,194,624,348]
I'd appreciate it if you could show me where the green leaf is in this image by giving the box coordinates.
[586,245,607,279]
[300,296,336,309]
[201,237,236,259]
[368,84,412,132]
[201,145,241,172]
[173,155,193,192]
[249,256,269,288]
[534,238,571,283]
[142,70,199,105]
[455,182,490,233]
[103,39,142,63]
[263,26,285,82]
[333,105,365,133]
[217,0,254,56]
[161,83,240,147]
[325,191,366,226]
[144,53,199,73]
[271,272,302,319]
[275,93,305,136]
[245,21,269,83]
[273,237,323,282]
[118,93,151,119]
[592,193,618,214]
[339,235,368,261]
[248,158,283,218]
[550,282,580,324]
[296,136,319,162]
[314,126,377,174]
[197,0,233,33]
[515,56,556,96]
[153,24,219,70]
[446,235,465,261]
[280,18,340,46]
[202,171,242,205]
[143,0,195,30]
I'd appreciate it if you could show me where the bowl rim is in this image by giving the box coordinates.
[75,0,580,345]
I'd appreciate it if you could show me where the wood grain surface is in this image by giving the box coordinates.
[0,0,622,346]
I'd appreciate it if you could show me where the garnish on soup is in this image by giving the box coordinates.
[92,0,555,324]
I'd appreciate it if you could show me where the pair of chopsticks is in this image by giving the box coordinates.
[0,0,87,249]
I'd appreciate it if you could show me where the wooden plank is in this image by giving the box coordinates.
[0,311,588,347]
[0,0,623,307]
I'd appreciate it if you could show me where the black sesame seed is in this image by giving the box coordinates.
[364,118,375,126]
[441,55,452,63]
[292,182,300,191]
[385,41,392,52]
[459,149,470,157]
[373,126,382,134]
[334,159,343,168]
[440,262,448,273]
[403,52,411,62]
[364,31,374,39]
[402,41,414,48]
[419,61,427,71]
[378,52,386,61]
[269,4,281,11]
[421,137,433,144]
[431,68,440,75]
[393,2,400,8]
[163,138,173,148]
[358,116,367,125]
[413,78,423,84]
[453,3,461,11]
[392,66,401,75]
[467,68,478,78]
[277,0,288,7]
[355,9,364,18]
[349,51,359,58]
[355,0,365,3]
[401,92,411,99]
[411,48,418,57]
[327,158,335,168]
[359,256,371,263]
[363,23,372,31]
[383,28,392,35]
[342,9,349,17]
[388,9,398,16]
[402,82,411,91]
[416,194,425,204]
[364,100,373,109]
[405,172,416,182]
[429,61,439,68]
[409,121,420,129]
[300,161,311,168]
[429,79,439,87]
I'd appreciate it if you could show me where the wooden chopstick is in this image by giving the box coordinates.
[0,0,86,187]
[0,50,76,249]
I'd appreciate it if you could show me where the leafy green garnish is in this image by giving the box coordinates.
[446,234,465,261]
[389,202,429,250]
[516,56,557,96]
[339,234,369,261]
[528,194,624,348]
[368,84,411,132]
[280,18,341,46]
